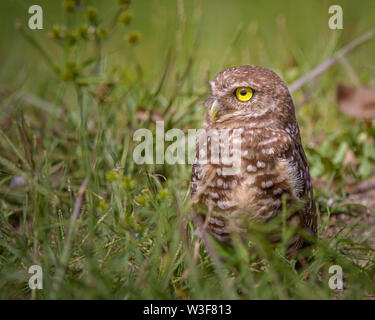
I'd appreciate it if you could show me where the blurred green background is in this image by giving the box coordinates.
[2,0,375,89]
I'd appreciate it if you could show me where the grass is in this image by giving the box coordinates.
[0,0,375,299]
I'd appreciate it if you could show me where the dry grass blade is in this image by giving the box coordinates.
[53,177,89,294]
[289,29,375,93]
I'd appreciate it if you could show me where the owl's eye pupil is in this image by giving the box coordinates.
[235,87,253,101]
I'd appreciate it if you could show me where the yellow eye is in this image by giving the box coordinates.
[235,87,253,102]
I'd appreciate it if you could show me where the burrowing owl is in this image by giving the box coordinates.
[191,65,316,252]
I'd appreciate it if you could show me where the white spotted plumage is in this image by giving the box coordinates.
[191,65,317,250]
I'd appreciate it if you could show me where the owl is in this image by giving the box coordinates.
[191,65,316,253]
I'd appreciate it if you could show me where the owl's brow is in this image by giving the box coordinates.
[226,82,263,94]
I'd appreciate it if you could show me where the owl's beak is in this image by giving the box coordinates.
[209,100,224,121]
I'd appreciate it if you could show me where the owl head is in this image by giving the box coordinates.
[205,65,295,126]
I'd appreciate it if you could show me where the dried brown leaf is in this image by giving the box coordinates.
[336,83,375,120]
